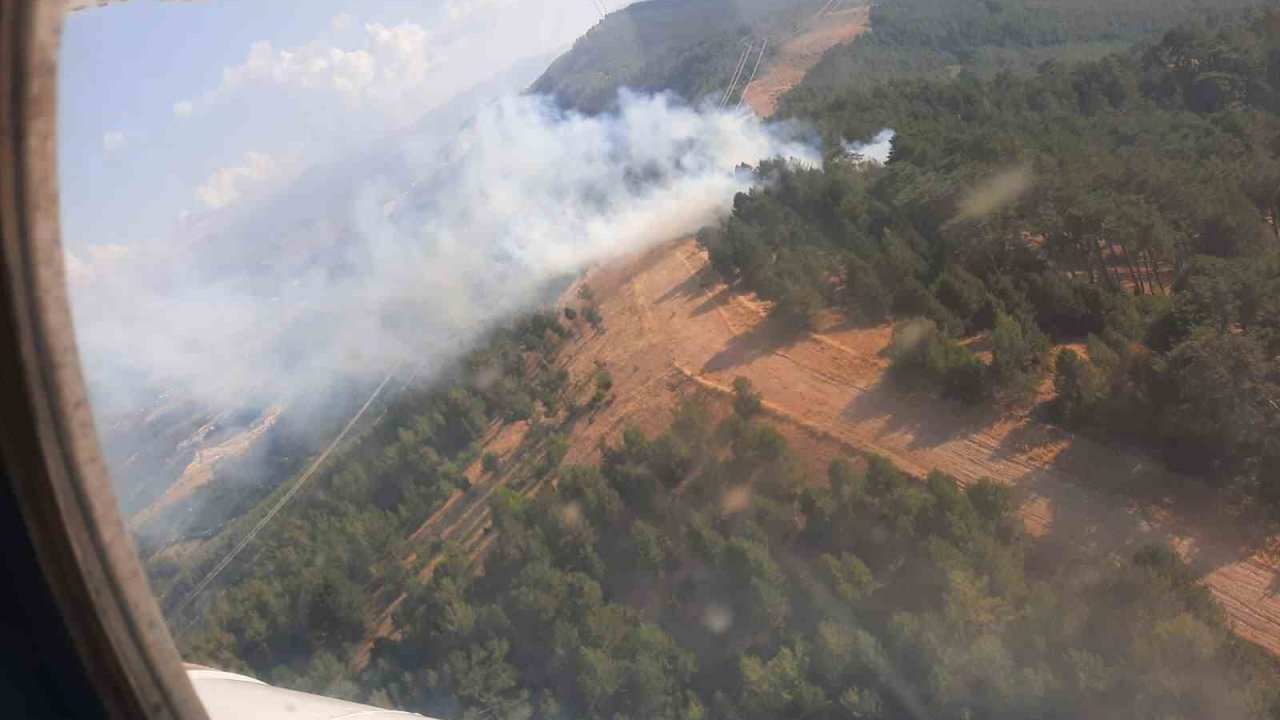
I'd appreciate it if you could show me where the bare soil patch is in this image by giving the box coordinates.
[131,405,282,528]
[358,236,1280,664]
[547,237,1280,656]
[743,4,870,118]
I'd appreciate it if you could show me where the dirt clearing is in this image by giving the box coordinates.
[131,405,282,528]
[744,3,870,118]
[358,236,1280,663]
[546,237,1280,656]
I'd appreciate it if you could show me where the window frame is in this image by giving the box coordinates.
[0,3,208,718]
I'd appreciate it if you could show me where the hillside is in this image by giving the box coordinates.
[370,0,1280,662]
[741,4,869,117]
[158,3,1280,717]
[340,221,1280,660]
[791,0,1272,95]
[529,0,836,113]
[557,235,1280,655]
[173,234,1280,714]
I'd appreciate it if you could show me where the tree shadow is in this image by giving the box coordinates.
[1014,438,1269,585]
[701,314,806,374]
[841,378,1004,452]
[692,287,733,317]
[655,267,716,306]
[818,314,862,333]
[840,379,1279,605]
[992,418,1069,463]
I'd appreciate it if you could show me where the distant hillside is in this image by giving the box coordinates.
[530,0,832,113]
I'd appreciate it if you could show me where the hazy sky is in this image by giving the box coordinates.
[58,0,625,260]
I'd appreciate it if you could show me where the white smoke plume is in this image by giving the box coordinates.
[68,91,818,420]
[842,128,895,165]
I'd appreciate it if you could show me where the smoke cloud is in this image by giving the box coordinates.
[842,128,895,165]
[68,91,818,422]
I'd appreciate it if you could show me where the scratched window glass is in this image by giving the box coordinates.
[61,0,1280,717]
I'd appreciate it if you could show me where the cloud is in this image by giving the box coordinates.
[102,130,126,152]
[174,21,435,122]
[64,243,129,282]
[196,151,279,209]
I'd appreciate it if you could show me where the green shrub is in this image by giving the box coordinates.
[732,377,764,419]
[482,451,501,475]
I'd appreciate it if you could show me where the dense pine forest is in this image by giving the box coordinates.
[167,4,1280,719]
[164,312,579,671]
[703,5,1280,501]
[180,366,1280,719]
[359,390,1278,720]
[798,0,1270,89]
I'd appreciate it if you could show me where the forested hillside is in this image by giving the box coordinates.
[702,6,1280,502]
[165,4,1280,719]
[161,311,579,671]
[184,372,1280,719]
[529,0,830,113]
[796,0,1269,91]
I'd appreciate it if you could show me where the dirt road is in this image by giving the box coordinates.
[565,237,1280,655]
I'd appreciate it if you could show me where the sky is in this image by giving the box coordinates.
[58,0,623,259]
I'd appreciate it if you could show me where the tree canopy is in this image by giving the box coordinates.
[701,7,1280,499]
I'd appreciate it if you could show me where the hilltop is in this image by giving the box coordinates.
[529,0,839,113]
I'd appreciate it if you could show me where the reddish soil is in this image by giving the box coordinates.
[352,2,1280,660]
[131,406,282,528]
[355,236,1280,665]
[545,237,1280,656]
[743,4,870,118]
[352,404,568,668]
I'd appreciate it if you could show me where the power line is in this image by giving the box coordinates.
[720,40,753,107]
[719,39,754,108]
[170,363,405,623]
[736,39,768,110]
[167,314,497,626]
